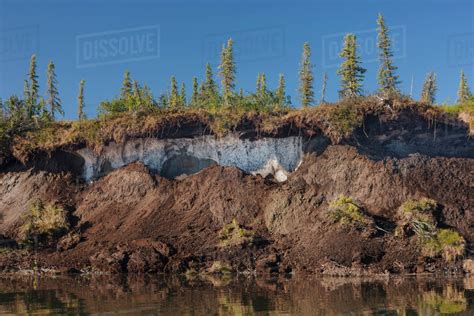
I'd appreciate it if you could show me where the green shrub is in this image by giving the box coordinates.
[21,200,69,246]
[397,198,437,239]
[328,195,371,228]
[440,101,474,116]
[328,104,362,136]
[422,229,466,263]
[218,218,254,248]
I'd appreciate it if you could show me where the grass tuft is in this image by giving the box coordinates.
[218,218,254,248]
[396,198,437,239]
[328,195,372,229]
[422,229,466,263]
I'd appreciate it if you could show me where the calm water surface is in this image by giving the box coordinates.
[0,274,472,315]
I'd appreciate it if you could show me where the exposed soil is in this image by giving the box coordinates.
[0,105,472,275]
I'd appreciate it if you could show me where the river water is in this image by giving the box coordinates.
[0,274,472,315]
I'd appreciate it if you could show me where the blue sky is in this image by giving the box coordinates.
[0,0,473,119]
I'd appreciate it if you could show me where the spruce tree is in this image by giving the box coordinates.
[377,13,400,94]
[259,73,267,97]
[204,63,218,99]
[276,74,286,106]
[457,70,471,103]
[180,82,187,106]
[199,81,205,98]
[256,73,262,95]
[337,34,366,98]
[46,60,63,119]
[132,80,141,110]
[23,79,31,116]
[299,42,314,107]
[159,94,169,108]
[218,38,236,106]
[25,54,40,117]
[170,76,179,108]
[421,72,437,105]
[121,70,133,99]
[192,77,199,107]
[321,72,328,104]
[77,80,86,120]
[28,54,39,105]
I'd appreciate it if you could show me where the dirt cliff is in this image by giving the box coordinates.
[0,102,472,275]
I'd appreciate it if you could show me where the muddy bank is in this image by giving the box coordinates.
[0,145,472,275]
[0,106,473,275]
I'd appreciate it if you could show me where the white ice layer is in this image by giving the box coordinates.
[77,135,304,182]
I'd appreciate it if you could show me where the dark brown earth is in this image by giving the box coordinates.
[0,107,473,275]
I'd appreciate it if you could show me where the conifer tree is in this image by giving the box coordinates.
[199,81,205,98]
[24,54,40,117]
[77,80,86,120]
[23,79,31,115]
[121,70,133,99]
[218,38,236,106]
[321,72,328,104]
[132,80,141,109]
[180,82,187,106]
[256,73,262,95]
[259,73,267,97]
[159,94,169,108]
[337,34,366,98]
[204,63,218,99]
[421,72,437,105]
[192,77,199,106]
[457,70,471,103]
[276,74,286,106]
[299,42,314,107]
[170,76,179,108]
[28,54,39,105]
[377,13,400,94]
[46,60,63,119]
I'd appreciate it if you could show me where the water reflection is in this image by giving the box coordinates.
[0,274,472,315]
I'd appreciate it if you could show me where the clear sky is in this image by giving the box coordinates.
[1,0,473,119]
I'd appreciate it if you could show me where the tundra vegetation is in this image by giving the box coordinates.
[327,195,372,229]
[0,14,472,165]
[20,200,69,247]
[396,198,466,263]
[218,219,254,248]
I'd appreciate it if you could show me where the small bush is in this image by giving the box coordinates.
[328,195,371,228]
[20,200,69,246]
[397,198,437,239]
[422,229,466,263]
[218,218,254,248]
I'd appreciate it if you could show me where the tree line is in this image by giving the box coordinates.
[1,13,473,126]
